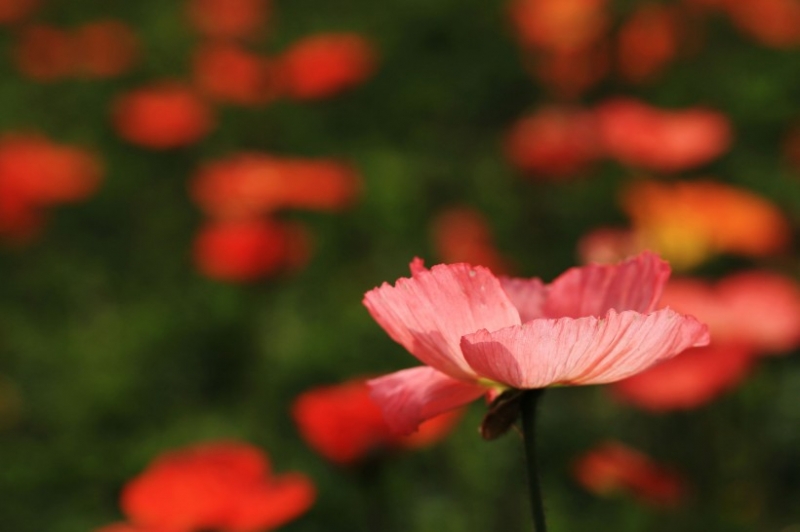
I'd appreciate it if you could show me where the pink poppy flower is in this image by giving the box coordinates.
[364,252,709,434]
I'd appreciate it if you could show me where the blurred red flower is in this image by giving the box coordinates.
[617,4,681,84]
[111,81,215,149]
[509,0,609,53]
[431,206,513,275]
[0,134,103,242]
[191,153,360,219]
[13,24,77,81]
[0,0,39,25]
[186,0,271,40]
[724,0,800,48]
[505,106,600,178]
[612,271,800,411]
[74,19,140,78]
[573,441,685,507]
[621,180,790,269]
[783,122,800,172]
[193,219,308,282]
[279,34,376,99]
[530,45,609,97]
[612,344,755,411]
[111,441,314,532]
[292,380,461,466]
[193,42,281,106]
[595,98,732,172]
[661,272,800,353]
[95,524,160,532]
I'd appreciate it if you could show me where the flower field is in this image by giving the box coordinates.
[0,0,799,531]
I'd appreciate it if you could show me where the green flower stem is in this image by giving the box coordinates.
[521,388,547,532]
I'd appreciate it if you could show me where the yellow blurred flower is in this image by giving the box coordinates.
[621,180,790,269]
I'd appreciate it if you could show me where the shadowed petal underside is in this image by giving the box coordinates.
[368,366,488,435]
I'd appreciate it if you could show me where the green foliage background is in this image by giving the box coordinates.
[0,1,799,531]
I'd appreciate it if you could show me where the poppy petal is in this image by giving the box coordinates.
[499,276,548,322]
[460,309,709,389]
[544,251,670,318]
[363,262,521,379]
[368,366,487,435]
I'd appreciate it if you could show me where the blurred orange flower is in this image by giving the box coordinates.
[0,0,39,25]
[292,380,461,466]
[191,153,360,219]
[509,0,608,53]
[573,441,686,507]
[111,81,215,149]
[617,4,681,84]
[193,42,281,106]
[431,206,513,275]
[193,219,308,282]
[74,19,140,78]
[186,0,270,40]
[595,98,732,172]
[0,134,103,242]
[279,34,376,100]
[621,180,790,269]
[505,106,600,178]
[113,441,315,532]
[13,24,77,81]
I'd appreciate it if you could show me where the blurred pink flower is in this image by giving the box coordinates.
[573,441,686,507]
[595,98,731,172]
[364,252,709,434]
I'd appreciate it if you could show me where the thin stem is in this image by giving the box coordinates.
[521,388,547,532]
